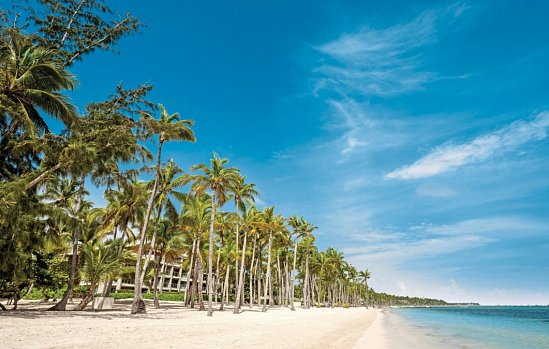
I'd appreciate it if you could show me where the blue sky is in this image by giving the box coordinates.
[64,0,549,304]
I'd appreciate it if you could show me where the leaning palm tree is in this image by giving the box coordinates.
[0,31,77,136]
[187,153,240,317]
[131,104,195,315]
[140,160,187,286]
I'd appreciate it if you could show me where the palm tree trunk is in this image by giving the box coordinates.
[206,192,217,317]
[276,254,282,306]
[365,281,369,306]
[249,235,256,309]
[215,251,221,305]
[49,175,85,311]
[290,239,298,311]
[140,206,163,285]
[184,238,197,306]
[197,244,205,311]
[233,229,247,314]
[234,215,239,302]
[219,265,230,310]
[74,282,96,311]
[25,163,62,190]
[153,253,162,308]
[304,253,310,309]
[262,231,273,312]
[131,138,164,314]
[285,254,290,306]
[256,248,262,307]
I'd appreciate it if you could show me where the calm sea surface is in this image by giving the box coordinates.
[393,306,549,349]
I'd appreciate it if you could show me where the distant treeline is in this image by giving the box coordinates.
[368,289,449,306]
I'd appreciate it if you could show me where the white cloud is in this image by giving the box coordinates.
[419,217,549,236]
[325,99,408,158]
[386,112,549,180]
[343,234,492,265]
[341,215,548,268]
[315,11,437,97]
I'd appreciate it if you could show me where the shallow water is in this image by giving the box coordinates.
[393,306,549,349]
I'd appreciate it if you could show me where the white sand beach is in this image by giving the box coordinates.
[0,300,444,349]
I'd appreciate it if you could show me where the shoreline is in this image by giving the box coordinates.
[0,300,442,349]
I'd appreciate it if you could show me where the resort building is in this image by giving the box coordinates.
[105,259,208,294]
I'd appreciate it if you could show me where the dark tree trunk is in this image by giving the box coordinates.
[74,284,96,311]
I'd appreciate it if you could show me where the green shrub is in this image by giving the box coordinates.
[342,303,350,308]
[99,291,184,302]
[23,289,44,300]
[23,287,64,300]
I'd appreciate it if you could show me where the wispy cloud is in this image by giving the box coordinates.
[416,183,457,197]
[386,112,549,180]
[315,11,438,97]
[417,217,549,236]
[325,99,407,158]
[342,215,547,268]
[314,6,466,159]
[344,233,492,265]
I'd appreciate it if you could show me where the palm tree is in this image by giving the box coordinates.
[180,194,211,308]
[150,216,180,308]
[0,31,77,136]
[131,104,195,314]
[187,152,240,316]
[140,160,187,286]
[232,176,258,313]
[100,179,147,241]
[358,269,371,306]
[300,235,317,308]
[300,222,317,308]
[74,238,127,311]
[260,207,284,312]
[287,215,312,310]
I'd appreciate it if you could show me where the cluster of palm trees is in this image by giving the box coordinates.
[0,26,380,315]
[0,4,451,314]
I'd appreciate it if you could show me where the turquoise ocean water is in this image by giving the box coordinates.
[393,306,549,348]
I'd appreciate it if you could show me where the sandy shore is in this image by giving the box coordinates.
[0,300,442,349]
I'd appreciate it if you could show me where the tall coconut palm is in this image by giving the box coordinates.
[232,176,258,312]
[287,215,305,310]
[300,222,317,308]
[131,104,195,314]
[0,32,77,136]
[358,269,371,306]
[140,160,187,285]
[187,153,240,317]
[150,216,180,308]
[260,207,284,312]
[180,193,211,308]
[300,234,317,308]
